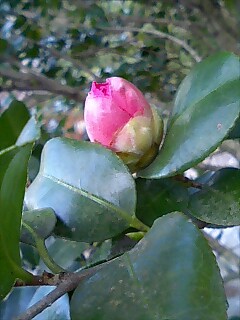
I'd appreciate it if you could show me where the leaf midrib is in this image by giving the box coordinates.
[42,172,134,225]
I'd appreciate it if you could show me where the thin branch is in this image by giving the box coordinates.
[3,7,100,82]
[22,221,66,274]
[14,252,122,319]
[14,269,96,320]
[117,15,190,29]
[97,26,202,62]
[174,174,203,189]
[203,231,240,265]
[14,271,59,287]
[0,67,84,102]
[42,45,101,82]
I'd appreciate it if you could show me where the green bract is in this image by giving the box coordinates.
[116,106,164,172]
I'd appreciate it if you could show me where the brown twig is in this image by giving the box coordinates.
[174,174,203,189]
[97,26,202,62]
[0,66,84,102]
[43,45,101,82]
[14,268,97,320]
[14,271,57,287]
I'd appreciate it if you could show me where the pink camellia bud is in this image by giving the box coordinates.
[84,77,163,172]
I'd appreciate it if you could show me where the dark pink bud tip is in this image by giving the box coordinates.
[91,81,110,97]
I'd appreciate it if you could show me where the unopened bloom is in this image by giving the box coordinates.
[84,77,163,172]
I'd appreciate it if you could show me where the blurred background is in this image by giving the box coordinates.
[0,0,239,318]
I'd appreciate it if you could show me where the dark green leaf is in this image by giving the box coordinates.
[0,148,19,184]
[71,212,227,320]
[14,15,27,29]
[0,143,33,299]
[25,138,136,242]
[21,243,40,268]
[16,117,40,146]
[227,116,240,139]
[24,25,41,41]
[172,52,240,121]
[139,52,240,178]
[189,168,240,226]
[28,155,40,182]
[0,100,29,151]
[0,39,8,53]
[25,44,39,58]
[39,238,89,272]
[21,208,57,245]
[85,240,112,267]
[136,178,189,226]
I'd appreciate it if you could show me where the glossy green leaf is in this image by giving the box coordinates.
[0,108,40,298]
[139,52,240,178]
[21,243,40,269]
[25,138,136,242]
[16,117,40,146]
[85,240,112,267]
[0,287,37,319]
[172,52,240,121]
[39,238,89,272]
[0,143,33,299]
[228,116,240,139]
[71,212,227,320]
[28,155,40,182]
[27,286,70,320]
[136,178,189,226]
[0,39,8,53]
[0,100,29,151]
[21,208,57,245]
[0,148,19,183]
[189,168,240,226]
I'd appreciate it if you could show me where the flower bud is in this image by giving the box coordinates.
[84,77,163,172]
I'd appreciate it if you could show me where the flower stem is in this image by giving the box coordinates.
[22,222,65,274]
[126,231,145,241]
[130,216,150,232]
[35,237,65,274]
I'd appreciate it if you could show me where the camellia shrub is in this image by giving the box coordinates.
[0,51,239,320]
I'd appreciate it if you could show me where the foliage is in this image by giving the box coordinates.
[0,1,239,319]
